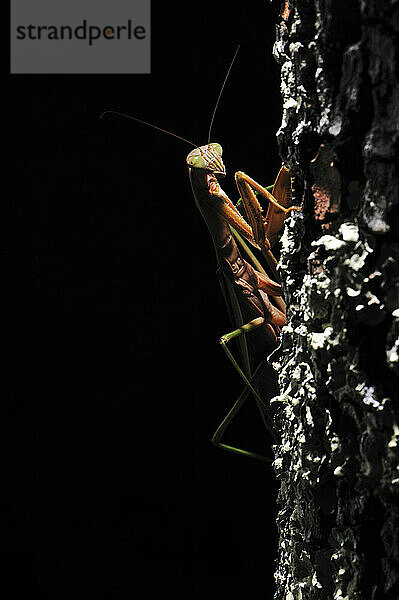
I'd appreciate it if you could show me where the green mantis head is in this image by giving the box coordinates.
[186,143,226,177]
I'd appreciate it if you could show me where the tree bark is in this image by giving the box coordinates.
[270,1,399,598]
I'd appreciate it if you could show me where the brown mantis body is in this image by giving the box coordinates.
[187,143,300,460]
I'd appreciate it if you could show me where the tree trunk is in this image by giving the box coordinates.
[270,1,399,598]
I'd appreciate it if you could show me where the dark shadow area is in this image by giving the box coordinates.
[6,3,283,598]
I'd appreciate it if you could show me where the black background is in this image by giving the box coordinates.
[6,2,284,598]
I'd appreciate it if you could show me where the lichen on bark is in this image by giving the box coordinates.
[269,1,399,598]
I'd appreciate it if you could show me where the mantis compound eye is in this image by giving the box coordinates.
[187,154,207,169]
[209,142,223,157]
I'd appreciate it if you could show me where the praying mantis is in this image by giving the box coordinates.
[101,49,300,462]
[187,144,300,460]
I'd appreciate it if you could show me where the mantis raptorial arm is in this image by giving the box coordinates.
[234,167,301,275]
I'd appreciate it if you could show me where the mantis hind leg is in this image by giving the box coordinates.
[212,371,272,462]
[212,317,278,462]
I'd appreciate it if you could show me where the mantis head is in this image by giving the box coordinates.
[186,143,226,177]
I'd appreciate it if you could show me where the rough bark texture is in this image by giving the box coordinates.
[269,1,399,598]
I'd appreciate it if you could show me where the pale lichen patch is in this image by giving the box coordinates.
[312,235,346,251]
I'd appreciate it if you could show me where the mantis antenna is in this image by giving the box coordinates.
[207,44,240,144]
[99,111,198,148]
[101,44,240,148]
